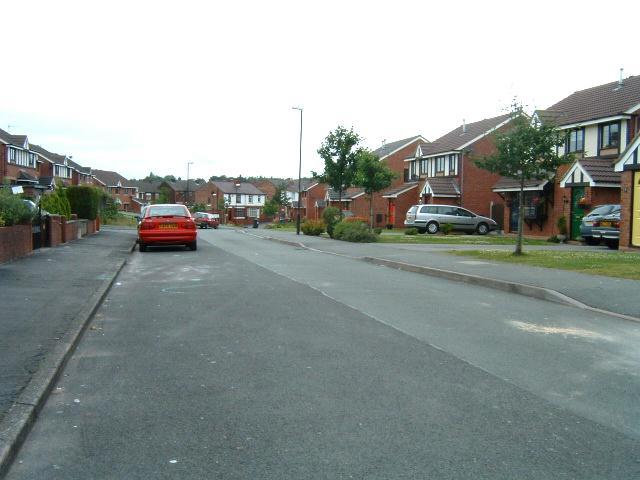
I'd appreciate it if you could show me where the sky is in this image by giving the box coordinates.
[2,0,639,182]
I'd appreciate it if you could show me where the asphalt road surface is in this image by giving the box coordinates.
[7,229,640,479]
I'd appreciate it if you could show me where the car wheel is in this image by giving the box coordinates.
[188,240,197,251]
[139,243,147,252]
[417,227,427,234]
[476,223,489,235]
[213,225,218,229]
[605,239,618,250]
[426,222,439,234]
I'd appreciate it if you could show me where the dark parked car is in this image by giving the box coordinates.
[580,204,620,245]
[404,204,498,235]
[138,204,197,251]
[591,211,620,250]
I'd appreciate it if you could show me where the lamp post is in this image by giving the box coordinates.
[292,106,303,235]
[186,161,194,206]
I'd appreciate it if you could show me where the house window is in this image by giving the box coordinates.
[248,195,253,203]
[234,207,245,218]
[236,193,242,204]
[435,156,445,174]
[248,207,259,218]
[566,128,584,153]
[600,122,620,150]
[448,154,458,175]
[9,148,16,161]
[419,159,427,175]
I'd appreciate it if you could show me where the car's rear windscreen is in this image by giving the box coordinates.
[147,206,189,217]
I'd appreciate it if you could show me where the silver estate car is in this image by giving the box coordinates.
[404,204,498,235]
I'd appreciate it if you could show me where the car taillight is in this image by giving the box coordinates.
[184,220,196,229]
[593,221,600,227]
[613,221,620,228]
[140,219,154,230]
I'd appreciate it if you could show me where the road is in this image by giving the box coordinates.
[7,228,640,479]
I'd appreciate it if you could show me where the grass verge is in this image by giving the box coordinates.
[449,249,640,280]
[101,213,137,228]
[377,233,550,246]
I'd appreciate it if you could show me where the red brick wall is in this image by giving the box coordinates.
[5,163,39,182]
[64,217,79,243]
[0,145,6,181]
[462,135,506,218]
[390,189,420,228]
[0,225,32,263]
[619,170,638,250]
[303,184,327,220]
[48,215,63,247]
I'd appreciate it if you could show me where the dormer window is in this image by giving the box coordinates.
[566,128,584,153]
[600,122,620,150]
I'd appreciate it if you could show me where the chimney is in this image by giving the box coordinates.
[462,119,467,134]
[619,68,624,87]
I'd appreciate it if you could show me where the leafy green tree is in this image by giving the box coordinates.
[142,172,164,182]
[273,182,290,208]
[314,126,362,217]
[322,206,341,238]
[158,186,171,203]
[190,203,208,213]
[40,188,71,218]
[476,105,572,255]
[163,175,177,182]
[354,150,396,230]
[262,199,278,217]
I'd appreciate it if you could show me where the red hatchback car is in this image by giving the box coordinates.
[138,204,197,251]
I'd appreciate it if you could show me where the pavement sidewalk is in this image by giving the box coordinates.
[244,228,640,319]
[0,228,136,474]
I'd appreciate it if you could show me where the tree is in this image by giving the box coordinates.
[475,105,572,255]
[142,172,164,182]
[313,126,362,217]
[164,175,177,182]
[273,182,290,208]
[354,150,396,230]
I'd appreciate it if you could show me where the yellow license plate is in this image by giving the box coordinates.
[600,221,611,227]
[159,223,177,229]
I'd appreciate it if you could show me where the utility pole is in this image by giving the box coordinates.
[292,106,303,235]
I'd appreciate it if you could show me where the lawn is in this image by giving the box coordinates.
[449,249,640,280]
[101,213,138,228]
[377,232,550,246]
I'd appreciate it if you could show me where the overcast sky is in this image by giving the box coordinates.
[2,0,639,181]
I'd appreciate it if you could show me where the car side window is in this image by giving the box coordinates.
[457,208,474,217]
[437,206,454,215]
[420,206,437,214]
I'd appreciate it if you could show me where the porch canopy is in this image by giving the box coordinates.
[560,157,621,187]
[381,182,418,199]
[492,177,548,192]
[420,177,460,198]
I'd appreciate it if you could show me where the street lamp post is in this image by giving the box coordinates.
[186,161,194,205]
[292,106,303,235]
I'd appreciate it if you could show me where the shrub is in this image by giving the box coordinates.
[40,189,71,218]
[373,227,382,235]
[100,196,119,221]
[66,186,101,220]
[556,216,567,236]
[333,221,377,242]
[190,203,208,213]
[547,235,560,243]
[405,228,418,235]
[0,189,33,226]
[322,207,341,238]
[301,219,325,236]
[441,223,453,235]
[343,216,368,224]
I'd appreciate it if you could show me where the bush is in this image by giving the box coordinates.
[190,203,208,213]
[40,189,71,218]
[441,223,453,235]
[301,219,325,236]
[0,189,33,226]
[100,196,119,221]
[547,235,561,243]
[322,207,341,238]
[333,221,377,242]
[373,227,382,235]
[405,228,418,235]
[343,216,368,224]
[66,186,101,220]
[556,216,567,236]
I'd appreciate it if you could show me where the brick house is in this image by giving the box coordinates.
[129,180,163,205]
[531,75,640,239]
[405,115,512,229]
[368,136,427,228]
[614,132,640,249]
[159,180,200,205]
[325,187,366,217]
[93,169,140,212]
[193,181,221,209]
[211,181,266,224]
[0,129,46,199]
[299,181,328,221]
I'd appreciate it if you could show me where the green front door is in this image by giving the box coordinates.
[571,186,586,240]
